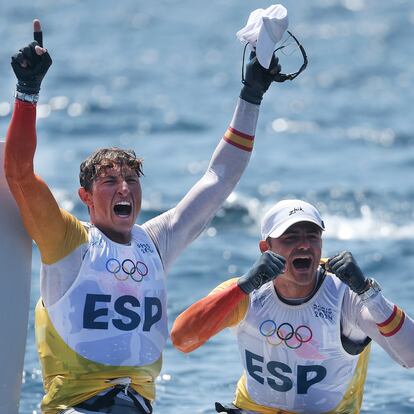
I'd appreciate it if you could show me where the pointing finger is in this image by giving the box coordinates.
[33,19,43,47]
[35,45,47,56]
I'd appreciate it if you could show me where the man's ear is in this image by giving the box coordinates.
[78,187,93,207]
[259,239,269,253]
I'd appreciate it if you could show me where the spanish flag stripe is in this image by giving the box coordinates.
[228,127,254,141]
[377,306,405,336]
[223,137,252,152]
[381,312,405,337]
[379,307,403,335]
[377,305,397,328]
[224,129,254,145]
[223,128,254,152]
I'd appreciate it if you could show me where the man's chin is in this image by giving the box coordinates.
[107,215,135,233]
[114,217,135,229]
[289,266,316,281]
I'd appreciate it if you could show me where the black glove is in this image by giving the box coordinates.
[11,28,52,95]
[326,251,368,294]
[237,251,286,295]
[240,51,282,105]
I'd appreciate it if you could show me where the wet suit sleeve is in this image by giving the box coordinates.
[4,100,87,265]
[143,99,259,272]
[171,278,249,353]
[344,289,414,368]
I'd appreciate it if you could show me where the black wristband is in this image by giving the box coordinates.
[239,86,262,105]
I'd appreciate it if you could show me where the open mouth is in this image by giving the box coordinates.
[113,201,132,217]
[292,257,312,270]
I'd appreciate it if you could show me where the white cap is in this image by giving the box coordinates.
[236,4,289,69]
[256,5,289,69]
[261,199,325,240]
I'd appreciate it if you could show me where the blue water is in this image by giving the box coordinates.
[1,0,414,412]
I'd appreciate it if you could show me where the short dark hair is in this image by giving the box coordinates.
[79,147,144,191]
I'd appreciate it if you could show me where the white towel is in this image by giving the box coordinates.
[236,4,289,69]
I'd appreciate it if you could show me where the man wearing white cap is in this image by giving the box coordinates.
[171,199,414,413]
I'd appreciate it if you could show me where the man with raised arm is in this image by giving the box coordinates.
[5,19,285,414]
[171,199,414,414]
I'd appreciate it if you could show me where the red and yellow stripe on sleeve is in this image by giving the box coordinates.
[377,305,405,337]
[223,127,254,152]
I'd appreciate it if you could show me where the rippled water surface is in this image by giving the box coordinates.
[1,0,414,412]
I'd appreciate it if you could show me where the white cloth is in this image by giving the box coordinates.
[236,4,288,69]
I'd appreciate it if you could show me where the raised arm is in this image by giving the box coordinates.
[5,20,77,264]
[327,252,414,368]
[144,54,283,270]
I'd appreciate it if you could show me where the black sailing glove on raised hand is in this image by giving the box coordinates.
[237,251,286,295]
[11,20,52,95]
[326,251,368,294]
[240,51,282,105]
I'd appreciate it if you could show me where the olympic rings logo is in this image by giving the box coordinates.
[259,320,312,349]
[106,258,148,282]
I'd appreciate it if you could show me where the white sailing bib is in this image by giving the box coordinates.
[236,274,359,413]
[47,224,168,366]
